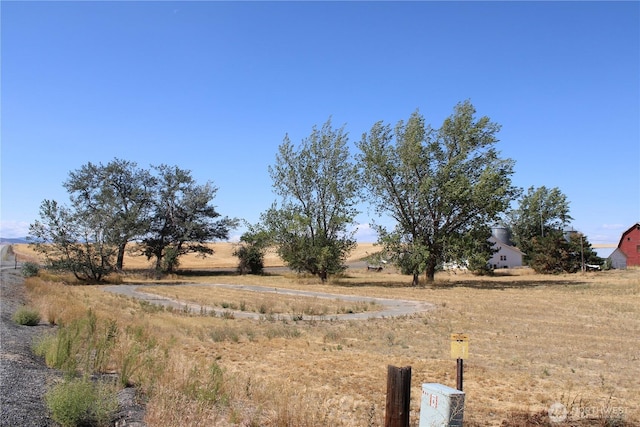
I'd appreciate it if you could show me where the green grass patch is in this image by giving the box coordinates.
[12,306,41,326]
[45,376,118,427]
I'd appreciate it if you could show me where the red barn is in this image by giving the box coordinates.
[617,223,640,267]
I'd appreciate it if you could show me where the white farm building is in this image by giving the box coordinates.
[488,235,524,269]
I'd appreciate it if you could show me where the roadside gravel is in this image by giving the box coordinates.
[0,267,146,427]
[0,267,58,427]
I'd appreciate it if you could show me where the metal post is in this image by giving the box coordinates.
[456,358,463,391]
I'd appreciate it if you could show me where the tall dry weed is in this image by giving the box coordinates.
[143,353,228,426]
[24,277,87,325]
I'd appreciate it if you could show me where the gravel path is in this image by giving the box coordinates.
[0,266,59,427]
[103,283,435,320]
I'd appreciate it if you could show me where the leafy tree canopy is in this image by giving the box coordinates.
[63,158,155,270]
[357,100,518,284]
[29,161,237,280]
[141,164,238,276]
[508,185,573,264]
[28,200,117,282]
[528,230,602,274]
[264,118,360,282]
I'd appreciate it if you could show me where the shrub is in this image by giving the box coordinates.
[234,244,265,275]
[21,262,40,277]
[45,376,118,427]
[233,228,270,275]
[12,306,41,326]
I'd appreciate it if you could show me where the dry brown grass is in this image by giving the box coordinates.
[15,243,640,426]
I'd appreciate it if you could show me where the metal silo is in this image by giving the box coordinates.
[491,226,512,245]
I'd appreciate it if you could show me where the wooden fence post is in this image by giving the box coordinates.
[385,365,411,427]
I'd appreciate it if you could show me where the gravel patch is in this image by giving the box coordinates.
[1,267,58,427]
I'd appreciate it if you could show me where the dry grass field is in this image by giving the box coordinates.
[13,243,640,426]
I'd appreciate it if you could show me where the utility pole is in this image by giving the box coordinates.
[540,200,544,238]
[581,234,585,272]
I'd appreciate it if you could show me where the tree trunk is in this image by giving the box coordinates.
[425,267,435,283]
[412,273,419,287]
[154,253,163,279]
[425,256,437,283]
[116,242,126,271]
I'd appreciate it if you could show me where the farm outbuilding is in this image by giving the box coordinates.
[488,236,524,269]
[616,223,640,267]
[441,227,525,271]
[608,248,628,270]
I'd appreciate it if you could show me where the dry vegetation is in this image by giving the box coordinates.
[13,243,640,426]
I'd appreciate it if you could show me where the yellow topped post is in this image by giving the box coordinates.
[450,333,469,359]
[450,333,469,391]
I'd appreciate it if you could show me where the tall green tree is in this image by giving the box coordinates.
[452,225,496,275]
[528,230,602,274]
[357,101,518,284]
[28,200,116,282]
[264,119,360,282]
[64,158,155,270]
[508,186,573,264]
[141,165,237,276]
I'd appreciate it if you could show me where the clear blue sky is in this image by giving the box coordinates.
[1,1,638,245]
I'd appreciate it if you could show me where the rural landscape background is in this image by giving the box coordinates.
[8,243,639,426]
[2,2,638,426]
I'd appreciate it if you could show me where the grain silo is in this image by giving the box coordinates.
[491,226,512,245]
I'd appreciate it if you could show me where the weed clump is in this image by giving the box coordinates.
[45,376,118,427]
[12,306,41,326]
